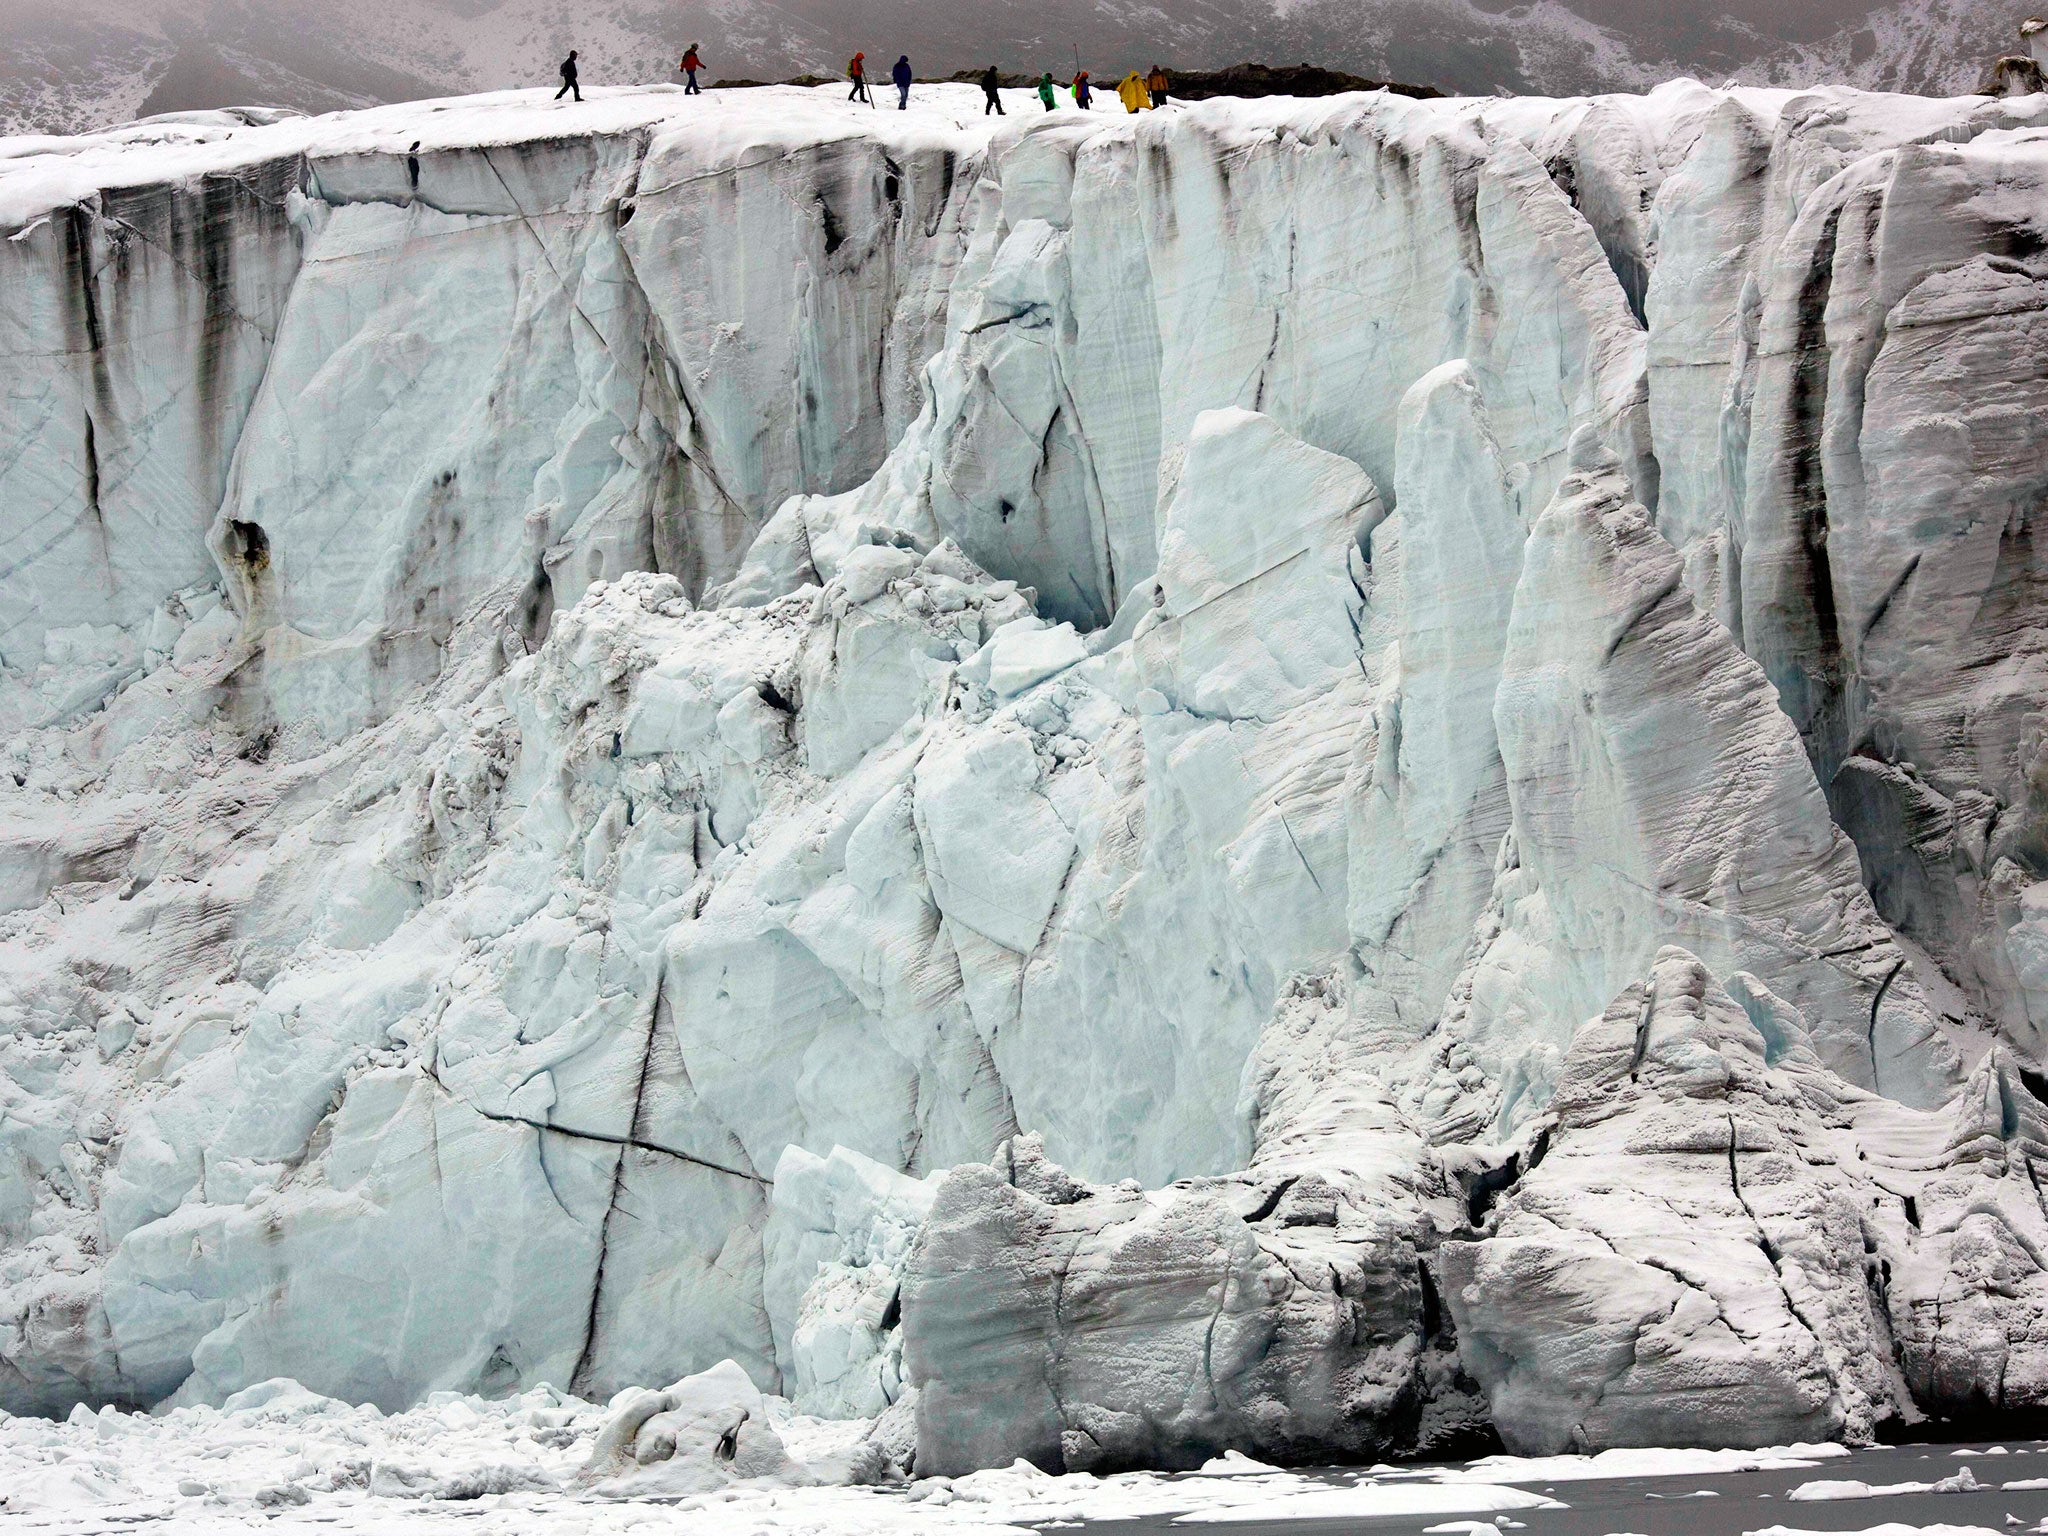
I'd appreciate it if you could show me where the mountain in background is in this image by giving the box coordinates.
[0,0,2032,137]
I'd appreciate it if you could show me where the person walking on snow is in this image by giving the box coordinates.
[1116,71,1148,112]
[1146,64,1170,107]
[1036,71,1058,110]
[555,50,581,101]
[1071,69,1091,108]
[892,54,913,109]
[680,44,703,94]
[980,64,1004,114]
[847,52,871,103]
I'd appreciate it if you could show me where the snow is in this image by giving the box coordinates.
[0,85,1007,229]
[6,0,2034,143]
[1788,1467,1984,1500]
[7,71,2048,1476]
[1172,1482,1564,1522]
[0,1376,2038,1536]
[1193,1450,1283,1475]
[1452,1445,1852,1484]
[0,1386,1577,1532]
[11,1397,2028,1536]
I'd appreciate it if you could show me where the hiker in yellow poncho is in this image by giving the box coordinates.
[1116,71,1150,113]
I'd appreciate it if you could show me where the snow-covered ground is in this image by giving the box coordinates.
[0,0,2038,138]
[6,1385,2048,1536]
[0,1370,1917,1529]
[7,75,2048,1478]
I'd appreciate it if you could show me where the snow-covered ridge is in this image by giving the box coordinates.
[5,78,2048,1471]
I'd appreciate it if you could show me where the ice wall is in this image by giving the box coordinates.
[0,163,301,714]
[5,81,2048,1463]
[0,93,985,735]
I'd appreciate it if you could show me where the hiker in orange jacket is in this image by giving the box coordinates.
[1146,64,1170,106]
[848,52,872,103]
[680,44,703,94]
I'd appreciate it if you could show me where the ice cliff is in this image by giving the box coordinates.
[6,79,2048,1467]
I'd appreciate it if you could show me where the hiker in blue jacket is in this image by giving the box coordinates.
[892,55,913,109]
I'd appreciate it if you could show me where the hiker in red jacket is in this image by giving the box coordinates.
[847,52,871,103]
[680,44,703,94]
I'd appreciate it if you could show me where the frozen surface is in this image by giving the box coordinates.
[6,77,2048,1470]
[1171,1482,1563,1521]
[3,1404,2044,1536]
[1450,1446,1851,1484]
[1788,1468,1984,1500]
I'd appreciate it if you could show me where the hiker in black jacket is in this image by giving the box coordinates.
[555,50,581,101]
[980,64,1004,115]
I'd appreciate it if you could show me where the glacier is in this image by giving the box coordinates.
[5,77,2048,1474]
